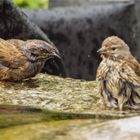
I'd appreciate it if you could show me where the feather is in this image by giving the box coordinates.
[0,38,27,68]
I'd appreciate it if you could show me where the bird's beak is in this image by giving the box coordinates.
[97,47,106,54]
[53,52,61,59]
[49,51,61,60]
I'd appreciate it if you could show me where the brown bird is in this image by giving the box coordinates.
[0,38,60,81]
[96,36,140,110]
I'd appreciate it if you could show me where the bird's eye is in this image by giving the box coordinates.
[112,47,117,51]
[31,52,37,57]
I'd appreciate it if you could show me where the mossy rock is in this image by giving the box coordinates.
[0,74,98,112]
[0,73,139,115]
[0,74,140,140]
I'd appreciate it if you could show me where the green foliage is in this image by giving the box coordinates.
[13,0,49,9]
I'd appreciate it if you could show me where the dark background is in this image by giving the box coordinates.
[24,0,137,80]
[2,0,140,80]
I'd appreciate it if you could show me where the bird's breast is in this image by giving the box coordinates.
[98,59,125,97]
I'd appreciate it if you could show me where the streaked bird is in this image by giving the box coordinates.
[0,38,60,81]
[96,36,140,110]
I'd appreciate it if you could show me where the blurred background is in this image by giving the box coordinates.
[13,0,131,9]
[12,0,140,80]
[13,0,49,9]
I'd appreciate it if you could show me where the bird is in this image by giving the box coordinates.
[96,36,140,110]
[0,38,60,81]
[7,39,67,78]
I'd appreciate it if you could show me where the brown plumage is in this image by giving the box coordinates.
[0,38,60,81]
[96,36,140,110]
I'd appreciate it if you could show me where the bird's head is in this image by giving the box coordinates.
[23,40,60,62]
[97,36,130,59]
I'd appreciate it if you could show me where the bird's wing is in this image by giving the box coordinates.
[0,38,27,68]
[120,62,140,86]
[126,57,140,77]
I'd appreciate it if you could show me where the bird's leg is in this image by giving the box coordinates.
[118,96,126,111]
[118,103,123,111]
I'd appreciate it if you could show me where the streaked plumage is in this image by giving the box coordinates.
[96,36,140,110]
[0,38,60,81]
